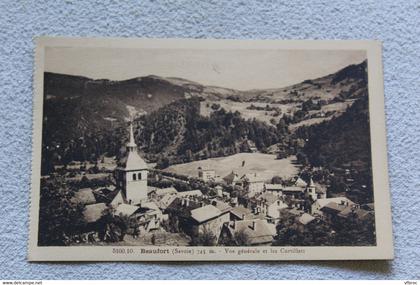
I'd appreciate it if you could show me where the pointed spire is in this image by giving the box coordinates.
[127,121,137,150]
[309,177,315,187]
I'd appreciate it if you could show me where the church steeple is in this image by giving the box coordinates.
[115,120,149,204]
[127,121,137,151]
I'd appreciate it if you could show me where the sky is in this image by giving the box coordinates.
[45,47,366,90]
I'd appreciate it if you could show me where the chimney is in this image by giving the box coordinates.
[186,199,190,207]
[242,214,245,220]
[251,221,257,231]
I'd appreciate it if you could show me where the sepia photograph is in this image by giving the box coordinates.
[29,38,393,261]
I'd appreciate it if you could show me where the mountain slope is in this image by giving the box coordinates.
[297,94,373,203]
[134,98,280,167]
[41,60,369,174]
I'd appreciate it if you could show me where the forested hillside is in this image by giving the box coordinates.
[41,60,371,183]
[295,95,373,203]
[135,98,282,167]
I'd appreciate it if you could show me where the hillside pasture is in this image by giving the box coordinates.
[200,100,298,126]
[164,153,299,182]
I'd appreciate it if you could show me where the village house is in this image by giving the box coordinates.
[153,187,178,199]
[229,206,253,221]
[166,197,229,242]
[311,196,355,220]
[337,204,374,221]
[155,193,177,212]
[296,213,317,232]
[281,207,305,218]
[198,167,216,182]
[245,139,258,153]
[223,171,242,187]
[177,189,203,198]
[114,201,163,235]
[241,173,265,197]
[304,178,327,201]
[318,202,349,224]
[298,213,316,225]
[249,192,288,222]
[210,199,232,215]
[295,177,308,188]
[71,188,97,205]
[281,185,305,199]
[214,185,224,197]
[190,204,230,242]
[83,203,108,225]
[223,219,276,246]
[264,183,283,196]
[92,186,120,204]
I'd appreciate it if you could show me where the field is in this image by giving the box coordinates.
[164,153,299,182]
[200,100,298,126]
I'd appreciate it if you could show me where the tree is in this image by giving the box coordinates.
[273,211,333,246]
[38,177,86,246]
[333,214,376,246]
[271,176,283,184]
[233,229,250,246]
[97,210,128,242]
[190,227,217,246]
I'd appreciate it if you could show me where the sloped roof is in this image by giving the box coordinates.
[141,201,160,211]
[363,203,375,211]
[256,192,279,205]
[321,202,347,213]
[83,203,107,223]
[110,190,127,206]
[287,208,305,216]
[316,197,355,209]
[118,150,148,171]
[298,213,316,225]
[354,208,373,220]
[283,186,305,192]
[264,184,283,190]
[115,204,140,217]
[147,186,157,194]
[308,178,315,187]
[166,197,201,218]
[177,190,203,198]
[198,167,215,172]
[338,207,372,220]
[156,194,177,210]
[295,177,308,187]
[72,188,97,205]
[210,199,232,213]
[230,206,253,220]
[156,187,178,196]
[228,219,275,245]
[191,205,222,223]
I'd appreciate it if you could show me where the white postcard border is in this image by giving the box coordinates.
[29,37,394,261]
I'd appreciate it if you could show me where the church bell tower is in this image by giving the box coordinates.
[116,122,148,205]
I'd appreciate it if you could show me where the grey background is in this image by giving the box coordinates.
[1,0,419,279]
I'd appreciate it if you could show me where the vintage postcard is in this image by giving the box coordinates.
[29,37,393,261]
